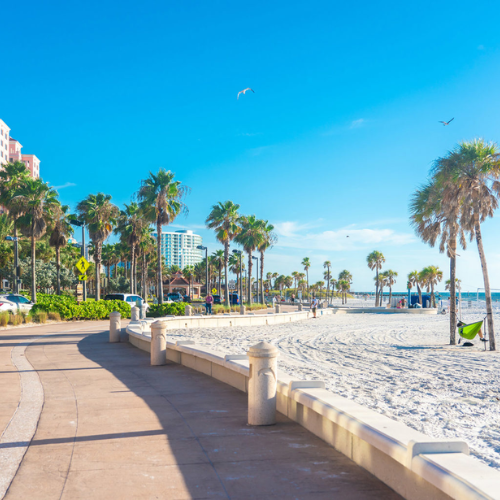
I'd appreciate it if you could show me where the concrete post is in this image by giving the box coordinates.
[247,341,279,425]
[142,304,148,319]
[109,312,121,343]
[185,304,193,316]
[275,304,281,314]
[151,320,167,366]
[131,306,139,321]
[240,305,246,315]
[298,303,303,311]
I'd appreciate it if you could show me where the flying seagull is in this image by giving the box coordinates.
[237,88,255,99]
[439,118,454,126]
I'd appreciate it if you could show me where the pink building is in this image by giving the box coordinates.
[0,119,10,167]
[0,118,40,178]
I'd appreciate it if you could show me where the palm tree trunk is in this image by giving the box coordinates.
[31,230,37,303]
[56,246,61,295]
[417,284,422,305]
[450,252,456,344]
[431,283,435,308]
[142,253,147,299]
[95,243,102,301]
[224,242,229,307]
[248,252,253,305]
[474,221,495,350]
[375,267,379,307]
[260,251,265,305]
[218,269,221,296]
[306,270,309,299]
[389,285,392,305]
[130,244,135,294]
[156,221,163,304]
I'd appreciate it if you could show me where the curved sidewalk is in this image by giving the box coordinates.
[0,322,401,499]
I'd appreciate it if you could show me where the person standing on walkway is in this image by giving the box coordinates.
[311,296,318,318]
[205,293,213,315]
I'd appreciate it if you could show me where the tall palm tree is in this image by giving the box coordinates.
[376,272,388,307]
[206,201,241,306]
[116,202,143,294]
[410,177,463,344]
[407,270,423,306]
[420,266,443,308]
[102,243,113,281]
[291,271,299,295]
[385,270,398,305]
[235,215,265,305]
[272,272,279,289]
[323,260,331,303]
[76,193,119,300]
[338,270,352,304]
[338,280,350,304]
[433,140,500,350]
[367,251,385,306]
[14,178,59,302]
[138,169,188,304]
[330,278,337,300]
[257,220,276,305]
[301,257,311,298]
[183,265,195,299]
[212,249,225,296]
[49,205,73,295]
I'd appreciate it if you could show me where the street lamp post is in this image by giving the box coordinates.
[69,219,87,301]
[197,245,208,297]
[232,250,243,304]
[5,236,20,294]
[252,255,259,304]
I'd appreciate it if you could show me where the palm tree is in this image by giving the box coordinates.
[272,272,279,289]
[212,249,224,296]
[257,220,276,305]
[376,272,388,307]
[338,270,352,304]
[315,281,325,299]
[385,270,398,305]
[338,280,350,304]
[183,265,195,299]
[408,270,423,306]
[330,278,337,300]
[301,257,311,298]
[291,271,299,295]
[323,261,331,303]
[367,251,385,306]
[49,205,73,295]
[235,215,265,305]
[205,201,241,306]
[432,140,500,350]
[229,253,242,290]
[410,177,463,344]
[138,169,188,304]
[420,266,443,308]
[116,202,143,294]
[76,193,119,300]
[14,178,59,302]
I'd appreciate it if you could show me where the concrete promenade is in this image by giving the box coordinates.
[0,321,400,499]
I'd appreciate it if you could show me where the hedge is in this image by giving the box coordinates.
[147,302,185,317]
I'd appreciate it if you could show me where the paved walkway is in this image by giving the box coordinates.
[0,322,401,499]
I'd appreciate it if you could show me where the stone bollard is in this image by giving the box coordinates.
[131,306,140,321]
[275,304,281,314]
[109,312,121,343]
[185,304,193,316]
[247,342,279,425]
[142,304,148,319]
[298,303,303,311]
[240,305,246,315]
[151,320,167,366]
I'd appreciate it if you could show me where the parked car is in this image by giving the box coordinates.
[0,294,34,313]
[230,293,239,305]
[182,295,192,303]
[213,294,221,305]
[104,294,150,310]
[166,292,183,302]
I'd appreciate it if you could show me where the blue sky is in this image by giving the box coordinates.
[2,0,500,292]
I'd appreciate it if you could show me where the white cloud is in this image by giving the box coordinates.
[273,221,415,251]
[53,182,76,190]
[349,118,365,129]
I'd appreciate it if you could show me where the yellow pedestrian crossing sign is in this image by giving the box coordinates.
[79,274,88,281]
[76,256,90,274]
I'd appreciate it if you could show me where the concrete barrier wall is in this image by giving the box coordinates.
[330,307,438,315]
[125,324,499,500]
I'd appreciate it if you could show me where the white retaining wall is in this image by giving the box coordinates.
[125,314,499,500]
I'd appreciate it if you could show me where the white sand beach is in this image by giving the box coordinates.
[169,301,500,471]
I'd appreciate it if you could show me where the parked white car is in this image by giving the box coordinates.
[0,294,34,313]
[104,294,150,311]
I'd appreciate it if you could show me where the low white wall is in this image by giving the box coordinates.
[330,307,438,315]
[125,322,499,500]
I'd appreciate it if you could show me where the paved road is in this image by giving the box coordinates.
[0,321,401,499]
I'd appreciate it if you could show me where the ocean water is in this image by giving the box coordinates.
[357,291,500,302]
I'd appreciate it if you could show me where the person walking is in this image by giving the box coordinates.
[311,296,319,318]
[205,293,214,315]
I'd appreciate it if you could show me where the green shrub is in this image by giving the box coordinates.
[0,312,9,327]
[147,302,185,318]
[33,312,47,323]
[48,312,61,321]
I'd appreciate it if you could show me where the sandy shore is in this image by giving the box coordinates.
[167,301,500,471]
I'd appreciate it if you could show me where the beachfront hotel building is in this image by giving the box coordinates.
[0,118,40,177]
[152,229,204,269]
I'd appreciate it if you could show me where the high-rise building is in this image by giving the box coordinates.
[152,229,203,269]
[0,119,10,166]
[0,118,40,177]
